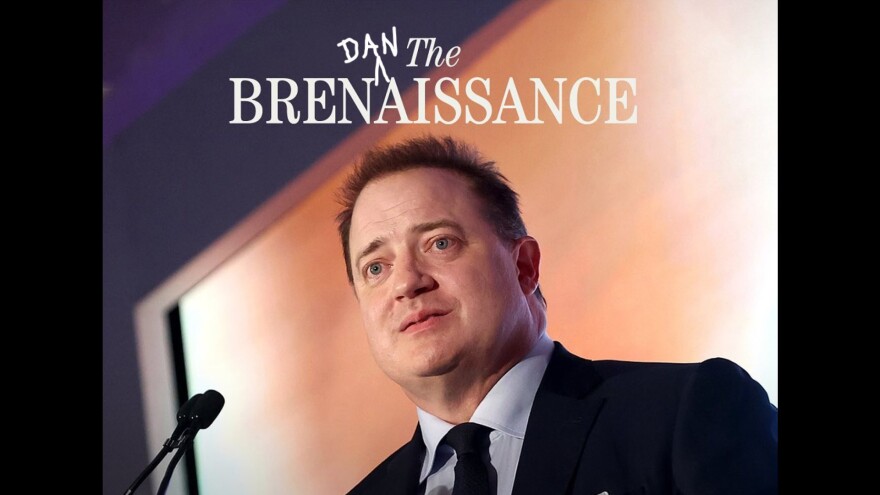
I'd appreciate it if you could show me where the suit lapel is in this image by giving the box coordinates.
[380,425,424,495]
[511,342,605,495]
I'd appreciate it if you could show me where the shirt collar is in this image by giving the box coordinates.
[416,332,554,481]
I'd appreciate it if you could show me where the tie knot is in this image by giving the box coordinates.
[443,422,491,457]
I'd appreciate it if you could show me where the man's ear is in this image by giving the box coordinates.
[512,236,541,296]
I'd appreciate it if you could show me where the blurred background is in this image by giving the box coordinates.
[103,1,777,494]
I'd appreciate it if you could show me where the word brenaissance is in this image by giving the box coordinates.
[229,27,637,126]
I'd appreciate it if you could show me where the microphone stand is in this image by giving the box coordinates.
[123,435,181,495]
[156,428,198,495]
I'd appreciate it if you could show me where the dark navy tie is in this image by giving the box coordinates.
[443,422,492,495]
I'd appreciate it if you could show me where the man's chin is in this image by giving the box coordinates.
[415,360,460,378]
[389,356,462,386]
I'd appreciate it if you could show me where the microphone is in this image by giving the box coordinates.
[178,393,203,422]
[166,393,202,447]
[188,389,225,430]
[123,390,225,495]
[156,390,225,495]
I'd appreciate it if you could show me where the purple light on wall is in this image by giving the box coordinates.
[103,0,286,148]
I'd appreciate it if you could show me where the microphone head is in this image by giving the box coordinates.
[190,389,225,430]
[177,393,203,423]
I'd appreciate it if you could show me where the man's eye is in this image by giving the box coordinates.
[367,263,383,276]
[434,238,450,250]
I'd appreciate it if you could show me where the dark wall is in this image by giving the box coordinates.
[102,1,515,493]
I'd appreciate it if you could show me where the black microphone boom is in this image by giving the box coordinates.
[167,393,203,447]
[156,390,225,495]
[123,390,225,495]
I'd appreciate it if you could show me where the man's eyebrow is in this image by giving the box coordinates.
[355,238,386,271]
[411,219,464,236]
[353,219,465,269]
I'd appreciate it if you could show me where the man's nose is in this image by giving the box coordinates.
[393,255,436,300]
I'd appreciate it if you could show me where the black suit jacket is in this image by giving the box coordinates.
[348,342,778,495]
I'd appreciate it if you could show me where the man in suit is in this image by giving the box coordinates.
[335,135,778,494]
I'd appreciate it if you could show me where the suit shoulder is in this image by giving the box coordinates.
[673,358,778,493]
[681,357,777,416]
[588,358,699,394]
[574,352,773,411]
[693,357,763,389]
[588,356,761,389]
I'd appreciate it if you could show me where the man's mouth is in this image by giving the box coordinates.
[399,310,451,333]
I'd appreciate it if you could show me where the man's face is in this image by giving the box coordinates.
[348,167,535,390]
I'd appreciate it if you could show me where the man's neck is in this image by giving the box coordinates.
[405,327,546,423]
[406,358,524,424]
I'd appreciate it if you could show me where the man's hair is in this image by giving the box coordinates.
[335,134,546,306]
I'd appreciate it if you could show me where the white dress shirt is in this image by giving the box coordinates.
[416,332,554,495]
